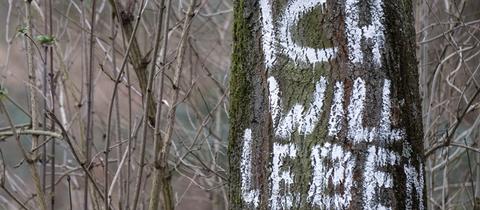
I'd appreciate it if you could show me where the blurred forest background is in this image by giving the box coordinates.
[0,0,478,209]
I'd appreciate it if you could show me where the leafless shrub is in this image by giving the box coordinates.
[0,0,231,209]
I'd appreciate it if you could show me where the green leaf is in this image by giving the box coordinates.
[17,25,28,35]
[0,86,7,100]
[35,35,56,45]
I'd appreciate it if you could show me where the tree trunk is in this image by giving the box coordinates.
[228,0,426,209]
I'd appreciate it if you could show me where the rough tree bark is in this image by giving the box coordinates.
[229,0,426,209]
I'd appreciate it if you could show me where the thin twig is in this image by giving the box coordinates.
[48,112,106,202]
[425,87,480,156]
[0,129,62,139]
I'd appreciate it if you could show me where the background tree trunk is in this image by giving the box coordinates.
[229,0,426,209]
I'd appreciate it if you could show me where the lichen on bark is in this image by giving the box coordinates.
[228,0,253,207]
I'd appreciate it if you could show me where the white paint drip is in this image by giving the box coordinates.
[241,129,260,207]
[276,77,328,138]
[308,143,354,209]
[347,78,405,144]
[279,0,336,64]
[345,0,385,64]
[344,0,362,63]
[378,79,392,140]
[270,143,297,210]
[379,79,405,143]
[308,144,332,207]
[364,146,398,210]
[404,162,425,210]
[259,0,276,68]
[268,77,281,122]
[328,81,345,137]
[276,105,303,138]
[301,77,329,133]
[347,77,372,143]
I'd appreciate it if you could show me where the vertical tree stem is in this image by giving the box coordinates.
[85,0,97,209]
[131,0,167,207]
[157,1,197,210]
[147,0,171,209]
[41,0,49,197]
[47,0,56,208]
[103,0,148,209]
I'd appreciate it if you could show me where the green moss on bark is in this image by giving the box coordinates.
[228,0,254,208]
[292,5,333,50]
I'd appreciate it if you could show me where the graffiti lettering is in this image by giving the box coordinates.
[239,0,424,209]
